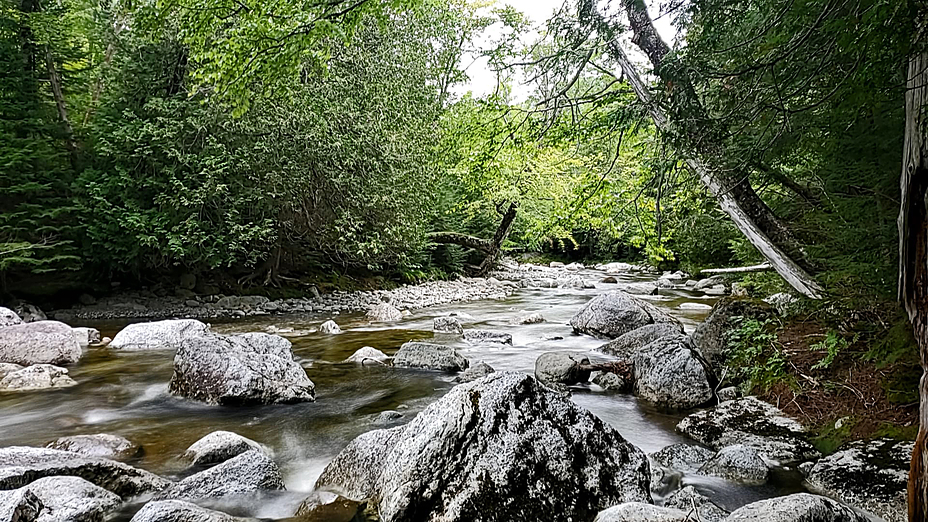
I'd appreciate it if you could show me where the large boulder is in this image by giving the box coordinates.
[534,351,591,386]
[724,493,870,522]
[663,486,728,522]
[570,291,681,339]
[154,450,283,501]
[110,319,211,351]
[46,434,143,461]
[805,438,911,522]
[392,342,469,372]
[182,431,268,467]
[597,323,683,358]
[365,303,403,322]
[650,443,714,472]
[0,446,170,497]
[676,396,819,464]
[632,336,713,409]
[691,297,776,371]
[0,476,121,522]
[698,444,769,484]
[0,321,82,366]
[594,503,690,522]
[0,364,77,390]
[344,346,389,365]
[169,333,315,405]
[315,372,650,522]
[130,500,245,522]
[0,307,22,327]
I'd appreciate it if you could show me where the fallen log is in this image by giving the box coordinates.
[700,263,772,275]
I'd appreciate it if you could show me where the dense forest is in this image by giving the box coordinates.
[2,0,927,517]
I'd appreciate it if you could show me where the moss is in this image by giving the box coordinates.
[872,423,919,441]
[812,417,857,455]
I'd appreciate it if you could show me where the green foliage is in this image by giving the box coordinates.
[725,316,789,392]
[812,417,856,455]
[810,331,853,370]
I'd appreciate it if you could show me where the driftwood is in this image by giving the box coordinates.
[580,360,634,382]
[700,263,772,275]
[428,201,519,276]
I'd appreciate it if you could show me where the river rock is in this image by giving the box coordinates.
[594,503,690,522]
[0,321,82,366]
[570,291,681,339]
[214,296,268,310]
[596,323,686,358]
[618,282,658,295]
[46,434,142,461]
[11,303,46,323]
[691,297,776,371]
[698,444,769,484]
[601,276,618,283]
[365,303,403,322]
[463,329,512,344]
[182,431,267,467]
[694,276,725,291]
[392,342,468,372]
[315,372,650,522]
[510,312,545,325]
[0,307,22,327]
[169,332,315,405]
[0,446,170,497]
[534,351,591,386]
[318,320,341,334]
[345,346,390,365]
[0,488,41,522]
[0,364,77,390]
[805,438,911,522]
[0,363,22,378]
[454,360,495,383]
[591,371,630,392]
[71,327,101,348]
[2,476,121,522]
[650,443,714,472]
[155,450,283,501]
[716,386,741,402]
[130,500,245,522]
[663,486,728,522]
[632,336,712,409]
[110,319,211,351]
[294,492,375,522]
[373,411,404,425]
[433,316,463,334]
[676,396,819,464]
[725,493,870,522]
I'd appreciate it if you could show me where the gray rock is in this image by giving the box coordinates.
[154,450,283,501]
[373,411,404,425]
[0,321,82,366]
[678,302,713,311]
[716,386,741,402]
[169,333,315,405]
[677,396,819,464]
[597,324,684,358]
[618,282,658,295]
[765,292,800,315]
[534,351,591,386]
[805,438,911,522]
[294,492,374,521]
[182,431,267,467]
[724,493,870,522]
[433,316,463,334]
[691,297,776,371]
[110,319,211,351]
[214,296,268,310]
[650,443,714,472]
[1,476,122,522]
[392,342,469,372]
[0,488,41,522]
[454,360,495,383]
[601,276,618,284]
[316,372,650,522]
[46,434,142,461]
[591,371,630,392]
[318,320,341,334]
[344,346,390,365]
[0,364,77,390]
[694,276,726,291]
[510,312,545,325]
[0,446,170,497]
[632,336,713,409]
[570,291,682,339]
[705,285,728,296]
[663,485,728,522]
[0,307,22,327]
[462,330,512,344]
[594,503,691,522]
[11,304,46,323]
[130,500,245,522]
[0,363,23,379]
[71,327,101,348]
[698,444,769,484]
[365,303,403,322]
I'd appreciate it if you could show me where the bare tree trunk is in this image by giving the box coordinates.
[899,45,928,522]
[429,201,519,275]
[44,45,78,168]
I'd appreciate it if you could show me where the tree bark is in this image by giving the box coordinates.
[701,263,772,275]
[899,45,928,522]
[428,201,519,275]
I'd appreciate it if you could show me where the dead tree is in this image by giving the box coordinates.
[429,201,519,276]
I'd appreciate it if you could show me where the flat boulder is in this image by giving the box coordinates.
[344,346,389,365]
[597,323,683,358]
[46,434,142,461]
[433,316,463,334]
[154,450,283,501]
[130,500,245,522]
[169,333,315,405]
[182,431,268,467]
[570,291,681,339]
[594,503,690,522]
[0,446,170,497]
[617,282,658,295]
[725,493,869,522]
[691,297,776,371]
[0,364,76,391]
[462,330,512,344]
[110,319,211,351]
[632,336,712,409]
[805,438,911,522]
[365,303,403,322]
[0,476,121,522]
[315,372,650,522]
[392,342,468,372]
[676,396,819,464]
[698,444,769,484]
[0,321,82,366]
[534,351,591,386]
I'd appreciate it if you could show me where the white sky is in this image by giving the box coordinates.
[456,0,678,100]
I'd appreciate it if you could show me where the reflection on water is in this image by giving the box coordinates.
[0,268,799,517]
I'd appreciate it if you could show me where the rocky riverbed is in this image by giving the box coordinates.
[0,261,910,521]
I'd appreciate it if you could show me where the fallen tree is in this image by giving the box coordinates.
[700,264,772,275]
[428,201,519,275]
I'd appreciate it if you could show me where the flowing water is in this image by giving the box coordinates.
[0,268,806,518]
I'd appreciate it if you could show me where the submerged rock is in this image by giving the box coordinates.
[392,342,468,372]
[510,312,545,325]
[365,303,403,322]
[805,438,911,522]
[315,372,650,522]
[182,431,268,467]
[130,500,245,522]
[650,443,714,472]
[632,335,713,409]
[663,485,728,522]
[691,297,776,371]
[110,319,211,351]
[0,321,82,366]
[0,364,77,390]
[724,493,869,522]
[462,330,512,344]
[344,346,390,366]
[570,291,681,339]
[594,503,690,522]
[597,323,683,358]
[46,434,142,461]
[677,396,819,464]
[433,316,463,334]
[169,332,315,405]
[318,320,341,334]
[454,360,495,383]
[534,351,591,386]
[155,450,283,501]
[698,444,769,484]
[0,476,121,522]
